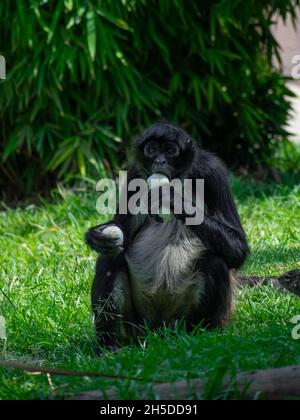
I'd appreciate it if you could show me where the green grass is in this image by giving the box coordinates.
[0,177,300,400]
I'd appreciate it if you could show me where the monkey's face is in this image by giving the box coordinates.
[138,123,195,180]
[143,139,181,179]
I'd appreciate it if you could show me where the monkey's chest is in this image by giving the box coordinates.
[125,219,205,324]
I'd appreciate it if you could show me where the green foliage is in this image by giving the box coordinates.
[269,140,300,176]
[0,0,299,196]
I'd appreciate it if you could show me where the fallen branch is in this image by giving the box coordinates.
[0,360,154,383]
[72,365,300,400]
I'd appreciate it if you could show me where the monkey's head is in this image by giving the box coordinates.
[136,122,196,180]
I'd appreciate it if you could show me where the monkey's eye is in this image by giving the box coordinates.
[166,146,179,157]
[144,143,158,158]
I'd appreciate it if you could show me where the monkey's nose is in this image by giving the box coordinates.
[155,157,167,166]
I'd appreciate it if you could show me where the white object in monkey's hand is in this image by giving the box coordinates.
[147,173,173,222]
[102,225,124,246]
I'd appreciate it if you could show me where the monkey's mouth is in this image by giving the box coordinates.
[151,165,171,179]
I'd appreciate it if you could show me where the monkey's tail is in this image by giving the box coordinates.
[237,269,300,298]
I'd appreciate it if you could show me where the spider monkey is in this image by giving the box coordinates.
[85,122,250,349]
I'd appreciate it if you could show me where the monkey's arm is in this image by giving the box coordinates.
[193,217,249,269]
[85,167,146,254]
[188,151,249,269]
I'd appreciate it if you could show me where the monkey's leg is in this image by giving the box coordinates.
[92,254,136,351]
[238,269,300,298]
[188,253,234,330]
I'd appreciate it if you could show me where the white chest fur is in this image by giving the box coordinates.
[125,218,206,324]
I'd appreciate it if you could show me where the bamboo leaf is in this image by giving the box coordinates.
[2,135,22,161]
[86,9,97,62]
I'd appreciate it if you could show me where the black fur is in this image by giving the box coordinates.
[85,122,249,350]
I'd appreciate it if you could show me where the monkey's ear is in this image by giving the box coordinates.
[177,133,195,152]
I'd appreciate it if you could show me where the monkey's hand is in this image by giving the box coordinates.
[85,223,124,255]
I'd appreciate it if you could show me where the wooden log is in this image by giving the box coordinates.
[72,365,300,400]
